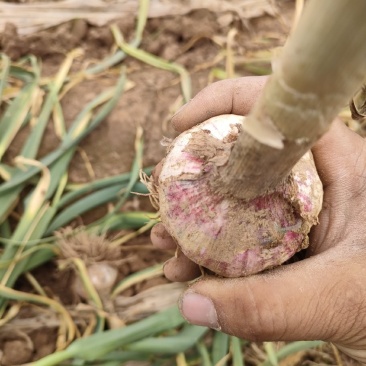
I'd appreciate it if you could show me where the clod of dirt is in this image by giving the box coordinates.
[0,22,29,59]
[0,331,34,366]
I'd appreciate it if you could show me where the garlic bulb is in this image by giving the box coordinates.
[157,115,323,277]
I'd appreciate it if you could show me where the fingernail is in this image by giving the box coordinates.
[179,291,220,330]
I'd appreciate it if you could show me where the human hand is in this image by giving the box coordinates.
[151,76,366,363]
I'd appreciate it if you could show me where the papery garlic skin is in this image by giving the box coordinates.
[158,115,323,277]
[74,262,118,298]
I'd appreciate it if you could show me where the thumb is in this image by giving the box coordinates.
[179,248,364,344]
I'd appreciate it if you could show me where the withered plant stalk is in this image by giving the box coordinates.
[218,0,366,199]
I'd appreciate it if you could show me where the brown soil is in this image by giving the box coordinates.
[0,1,362,365]
[3,6,292,178]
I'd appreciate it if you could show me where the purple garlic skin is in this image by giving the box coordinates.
[158,115,323,277]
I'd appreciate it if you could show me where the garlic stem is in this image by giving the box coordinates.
[218,0,366,200]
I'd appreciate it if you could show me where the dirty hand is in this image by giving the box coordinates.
[150,76,366,364]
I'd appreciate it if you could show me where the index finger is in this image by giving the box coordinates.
[171,76,268,132]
